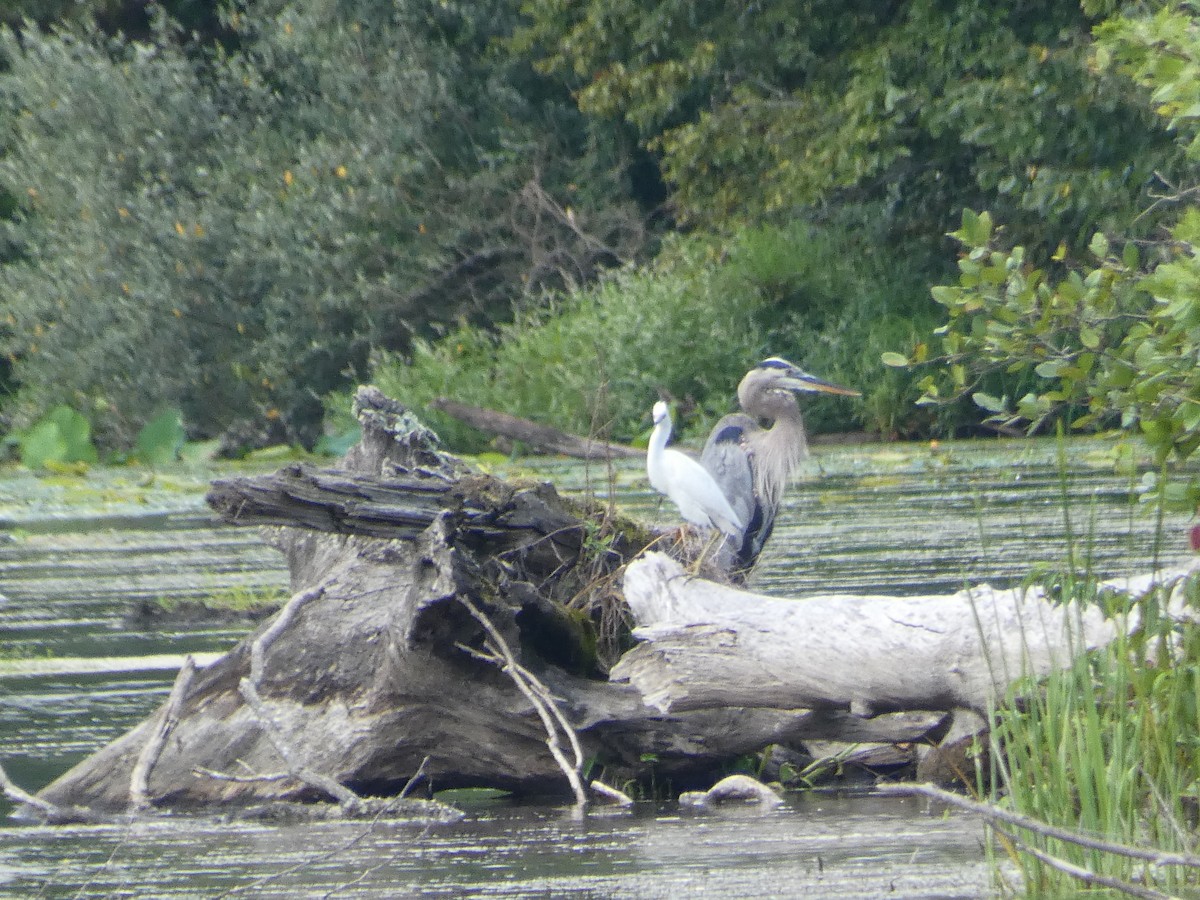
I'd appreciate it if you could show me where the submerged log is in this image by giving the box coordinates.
[27,386,1192,816]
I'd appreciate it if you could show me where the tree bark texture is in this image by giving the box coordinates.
[613,552,1195,716]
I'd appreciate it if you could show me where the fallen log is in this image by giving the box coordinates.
[24,386,1192,818]
[613,552,1197,716]
[430,397,641,459]
[38,387,943,814]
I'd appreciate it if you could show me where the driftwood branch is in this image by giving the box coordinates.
[878,782,1200,871]
[613,553,1197,716]
[1,760,109,825]
[430,398,640,459]
[996,829,1174,900]
[207,465,453,538]
[205,464,591,571]
[237,584,366,813]
[129,655,195,810]
[589,780,634,807]
[457,596,588,813]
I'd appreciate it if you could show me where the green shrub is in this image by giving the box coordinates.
[0,1,645,452]
[375,238,768,450]
[372,216,943,449]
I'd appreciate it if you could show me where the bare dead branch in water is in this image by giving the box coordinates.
[589,780,634,807]
[879,783,1200,871]
[456,595,589,814]
[0,760,108,825]
[996,828,1174,900]
[130,655,196,810]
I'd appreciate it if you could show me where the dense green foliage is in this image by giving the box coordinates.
[376,216,936,447]
[897,8,1200,497]
[0,0,644,451]
[383,0,1193,448]
[2,0,1199,457]
[514,0,1183,244]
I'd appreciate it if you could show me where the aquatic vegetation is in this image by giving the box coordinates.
[983,551,1200,895]
[156,583,289,616]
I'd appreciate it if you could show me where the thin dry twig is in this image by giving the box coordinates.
[191,766,290,784]
[130,655,196,810]
[214,758,443,900]
[457,595,589,813]
[513,659,585,776]
[398,756,431,800]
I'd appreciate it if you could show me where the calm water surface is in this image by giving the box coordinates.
[0,436,1191,898]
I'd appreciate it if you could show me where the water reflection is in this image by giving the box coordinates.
[0,794,997,898]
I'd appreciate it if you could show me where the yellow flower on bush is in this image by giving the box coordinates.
[283,170,294,187]
[174,221,185,236]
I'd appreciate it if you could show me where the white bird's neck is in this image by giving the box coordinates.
[646,414,673,493]
[649,414,671,453]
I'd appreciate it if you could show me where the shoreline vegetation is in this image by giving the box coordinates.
[0,2,1196,470]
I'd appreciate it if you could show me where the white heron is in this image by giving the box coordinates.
[646,400,744,539]
[701,357,859,573]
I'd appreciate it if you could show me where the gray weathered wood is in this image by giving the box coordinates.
[613,552,1196,715]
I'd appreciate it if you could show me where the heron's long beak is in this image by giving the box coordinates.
[780,370,860,397]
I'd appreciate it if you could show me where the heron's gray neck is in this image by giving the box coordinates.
[755,407,809,507]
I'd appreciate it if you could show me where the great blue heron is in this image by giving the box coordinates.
[701,357,859,573]
[647,400,744,538]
